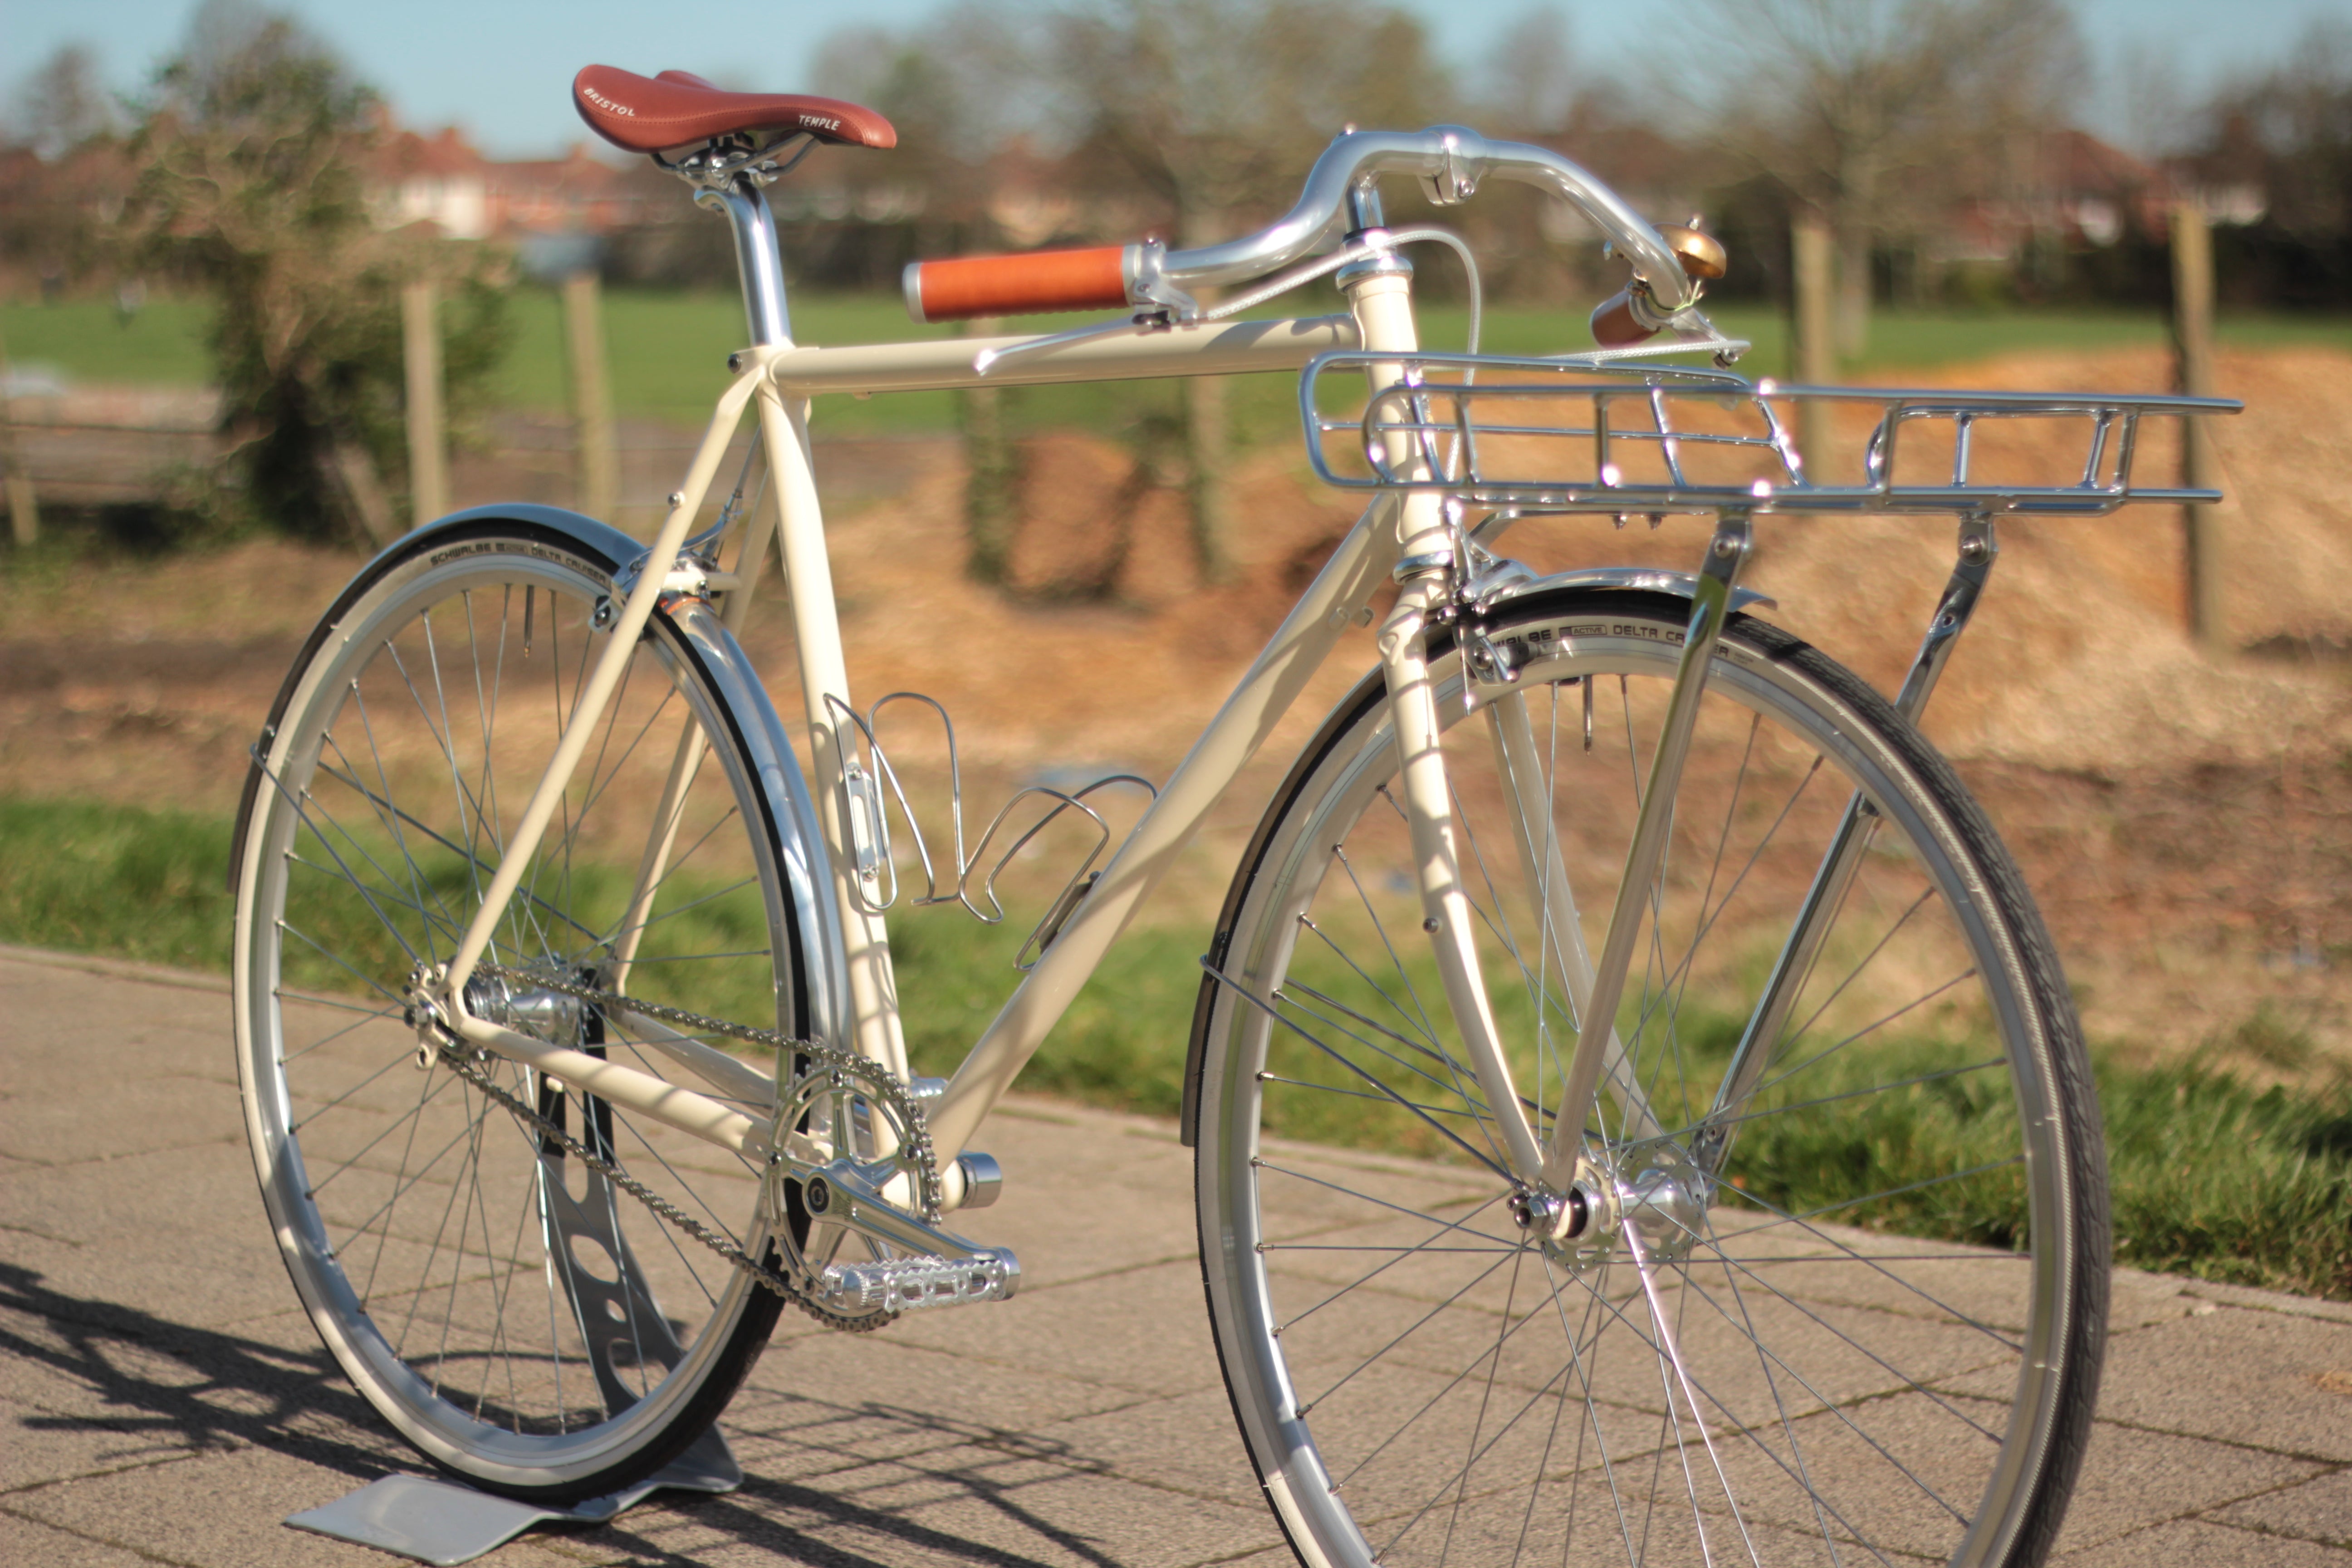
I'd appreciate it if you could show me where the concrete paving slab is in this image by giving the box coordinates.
[859,1467,1280,1568]
[9,1446,425,1568]
[0,1504,162,1567]
[882,1259,1223,1400]
[723,1332,1156,1476]
[10,943,2352,1568]
[2056,1515,2352,1566]
[0,1072,242,1167]
[2166,1276,2352,1327]
[2206,1467,2352,1548]
[1026,1386,1263,1509]
[956,1100,1202,1284]
[0,1156,322,1331]
[2049,1420,2325,1554]
[2092,1306,2352,1461]
[2107,1270,2229,1333]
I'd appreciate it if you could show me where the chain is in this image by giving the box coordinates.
[447,962,944,1331]
[473,962,943,1220]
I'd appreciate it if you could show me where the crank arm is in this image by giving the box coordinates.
[784,1156,1021,1311]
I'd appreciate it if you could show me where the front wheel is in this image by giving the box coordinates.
[1194,590,2107,1568]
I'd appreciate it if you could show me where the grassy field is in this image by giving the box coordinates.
[7,792,2347,1299]
[10,291,2351,438]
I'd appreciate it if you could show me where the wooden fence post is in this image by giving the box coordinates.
[401,279,449,528]
[562,270,619,523]
[1791,213,1838,481]
[960,315,1018,583]
[1183,373,1230,583]
[1180,204,1230,582]
[0,321,38,548]
[2171,200,2224,651]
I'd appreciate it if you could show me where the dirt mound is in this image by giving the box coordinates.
[5,342,2349,1059]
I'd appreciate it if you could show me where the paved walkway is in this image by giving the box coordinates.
[3,944,2350,1567]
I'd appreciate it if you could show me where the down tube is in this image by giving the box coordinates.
[924,495,1398,1162]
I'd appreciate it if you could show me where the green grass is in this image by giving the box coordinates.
[13,291,2349,442]
[0,297,216,387]
[6,791,2349,1299]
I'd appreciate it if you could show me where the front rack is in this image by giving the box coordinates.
[1299,351,2240,516]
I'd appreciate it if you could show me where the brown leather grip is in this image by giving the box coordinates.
[906,246,1129,323]
[1589,289,1657,348]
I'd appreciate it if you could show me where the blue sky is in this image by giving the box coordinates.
[4,0,2342,157]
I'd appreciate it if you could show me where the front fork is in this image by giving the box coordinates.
[1379,500,1999,1222]
[1378,561,1550,1182]
[1375,509,1754,1208]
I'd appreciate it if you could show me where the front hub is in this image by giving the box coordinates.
[1510,1146,1713,1272]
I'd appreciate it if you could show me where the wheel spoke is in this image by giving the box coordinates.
[1202,598,2102,1568]
[238,539,801,1486]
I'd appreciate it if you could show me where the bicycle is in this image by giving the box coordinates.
[228,63,2237,1568]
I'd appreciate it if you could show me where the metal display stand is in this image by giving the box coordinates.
[286,1426,740,1566]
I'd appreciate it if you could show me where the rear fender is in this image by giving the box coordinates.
[227,505,847,1044]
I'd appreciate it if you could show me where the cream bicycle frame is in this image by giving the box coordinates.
[430,130,1717,1196]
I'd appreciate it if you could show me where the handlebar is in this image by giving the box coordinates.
[1159,127,1698,309]
[902,126,1715,331]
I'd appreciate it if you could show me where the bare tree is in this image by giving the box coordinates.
[809,6,1040,234]
[13,43,122,159]
[1482,6,1578,138]
[1703,0,2082,357]
[1052,0,1451,577]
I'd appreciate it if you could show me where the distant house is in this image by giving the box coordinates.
[1938,128,2264,265]
[369,124,650,244]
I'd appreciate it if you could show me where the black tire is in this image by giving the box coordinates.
[232,519,811,1503]
[1193,589,2107,1568]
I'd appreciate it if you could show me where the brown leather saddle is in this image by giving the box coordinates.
[572,64,895,155]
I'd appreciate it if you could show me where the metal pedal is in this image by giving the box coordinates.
[783,1156,1020,1316]
[816,1248,1020,1314]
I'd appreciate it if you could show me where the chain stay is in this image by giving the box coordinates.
[453,961,945,1331]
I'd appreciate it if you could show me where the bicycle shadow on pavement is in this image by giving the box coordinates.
[563,1398,1138,1568]
[5,1260,1166,1567]
[0,1259,408,1484]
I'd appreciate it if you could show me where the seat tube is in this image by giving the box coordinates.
[1343,247,1545,1186]
[706,171,913,1083]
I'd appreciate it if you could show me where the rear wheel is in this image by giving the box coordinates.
[232,521,815,1503]
[1195,590,2107,1568]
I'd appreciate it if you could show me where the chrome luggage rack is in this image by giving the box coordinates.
[1299,350,2240,516]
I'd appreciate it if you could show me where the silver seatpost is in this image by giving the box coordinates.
[695,176,793,347]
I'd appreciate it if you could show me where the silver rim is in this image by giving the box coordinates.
[232,534,795,1492]
[1200,603,2091,1568]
